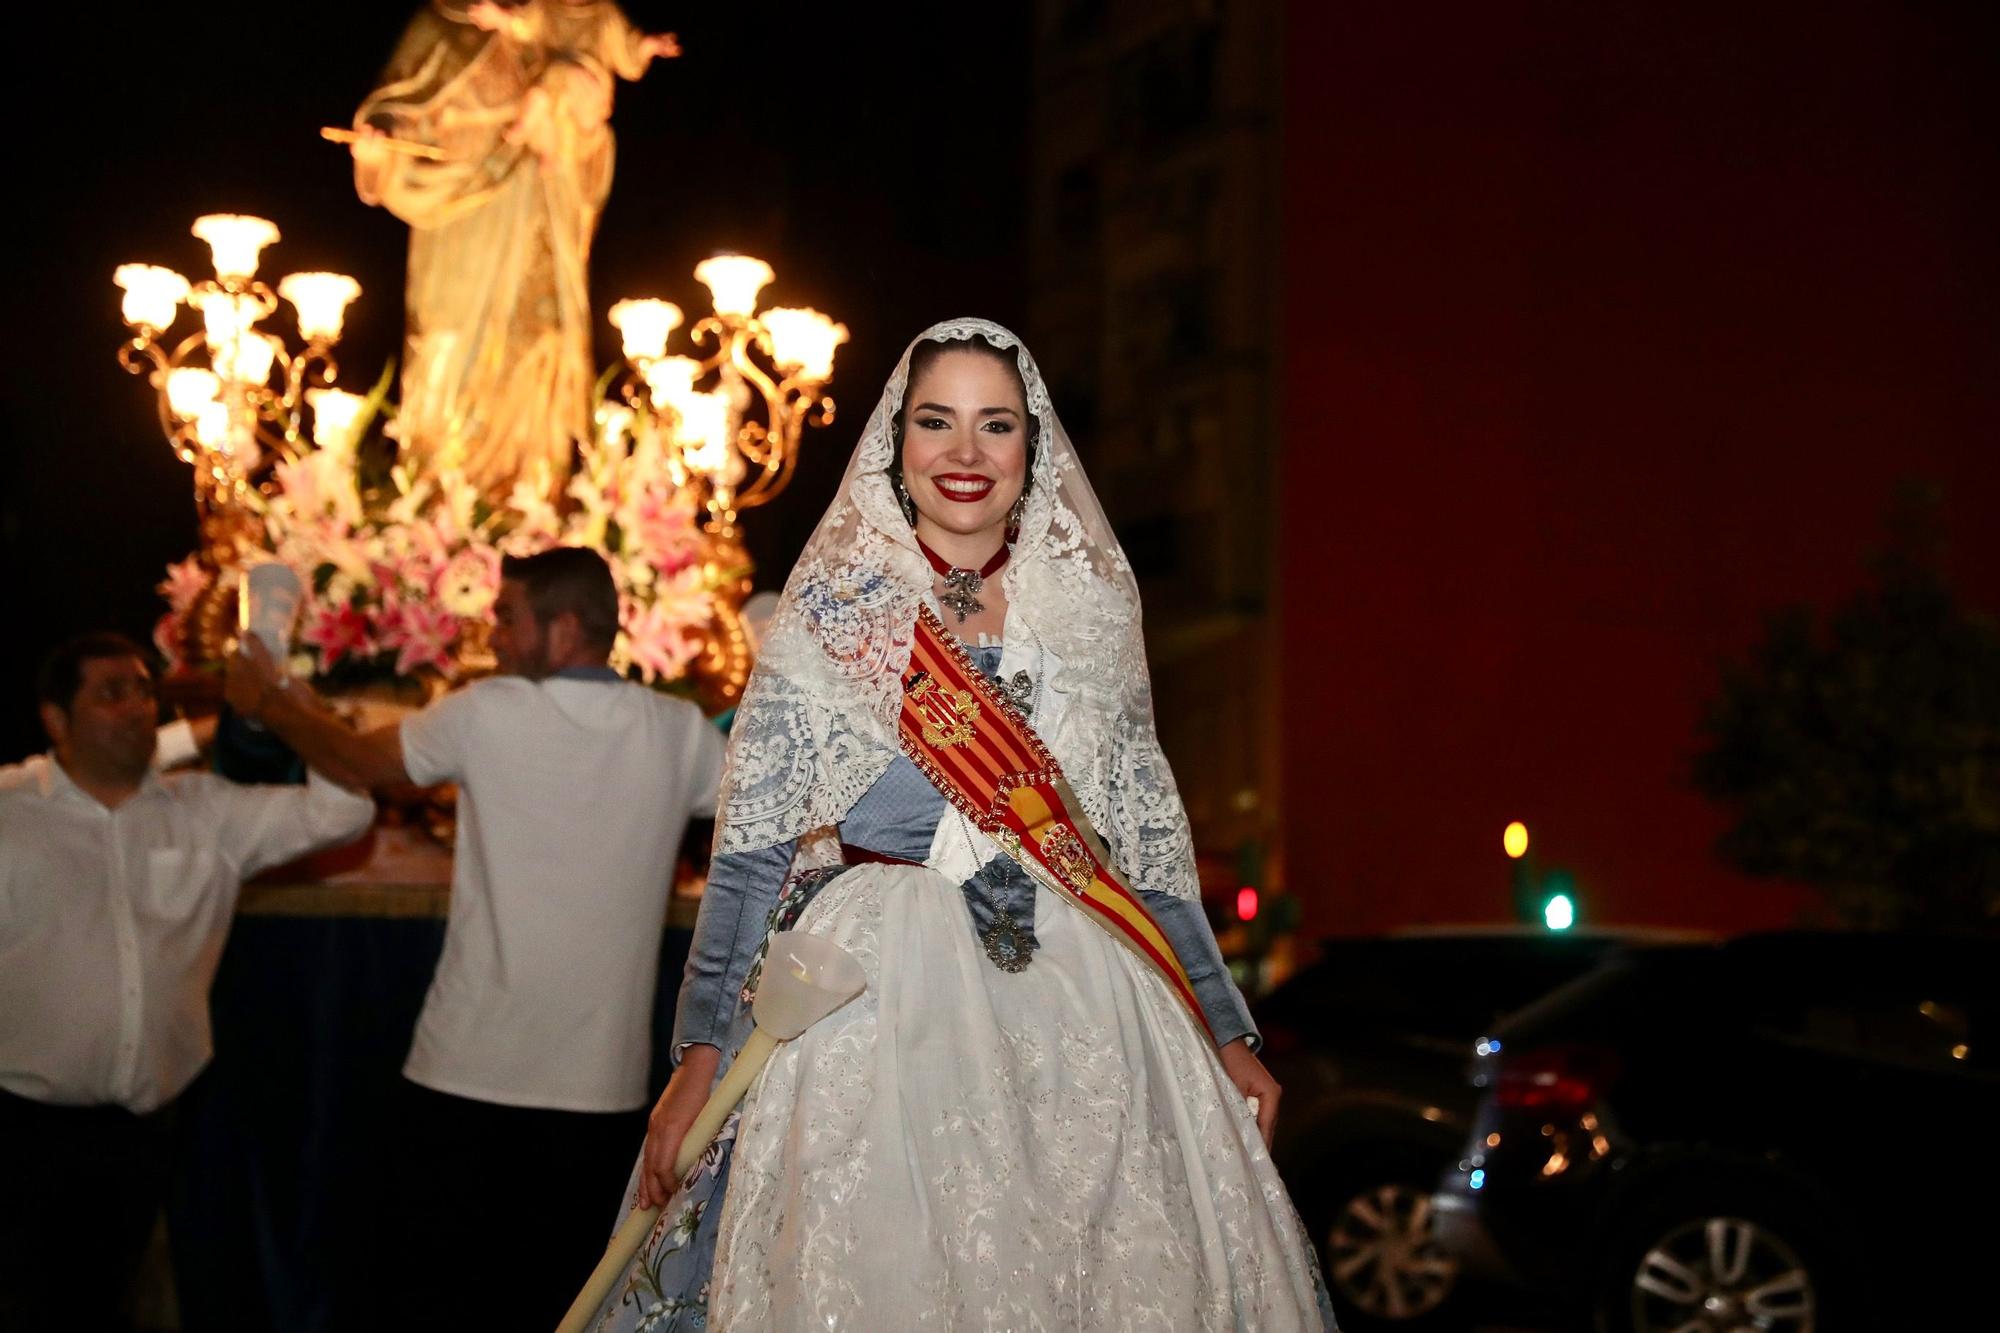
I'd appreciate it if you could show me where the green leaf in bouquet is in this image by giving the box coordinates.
[593,359,624,403]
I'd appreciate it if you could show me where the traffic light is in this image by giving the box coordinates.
[1506,821,1536,920]
[1235,886,1260,922]
[1503,821,1580,930]
[1209,836,1302,996]
[1538,869,1577,931]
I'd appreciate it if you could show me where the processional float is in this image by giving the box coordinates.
[117,1,845,715]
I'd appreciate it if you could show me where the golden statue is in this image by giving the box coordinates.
[350,1,679,498]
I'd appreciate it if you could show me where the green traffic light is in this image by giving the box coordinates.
[1506,839,1582,930]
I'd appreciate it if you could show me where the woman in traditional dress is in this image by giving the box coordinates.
[591,318,1334,1330]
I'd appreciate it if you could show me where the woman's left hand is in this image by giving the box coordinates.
[1218,1037,1281,1147]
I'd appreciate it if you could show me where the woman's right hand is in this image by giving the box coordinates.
[637,1043,723,1209]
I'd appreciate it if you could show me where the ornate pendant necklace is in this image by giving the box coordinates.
[916,535,1010,623]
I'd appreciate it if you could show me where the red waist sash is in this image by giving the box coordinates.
[840,843,919,867]
[896,606,1215,1044]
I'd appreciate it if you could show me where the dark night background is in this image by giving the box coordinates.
[5,0,1998,937]
[1281,1,1999,936]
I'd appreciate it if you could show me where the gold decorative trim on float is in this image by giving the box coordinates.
[239,881,450,919]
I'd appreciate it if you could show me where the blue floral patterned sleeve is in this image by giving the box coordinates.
[1142,890,1259,1049]
[670,841,797,1058]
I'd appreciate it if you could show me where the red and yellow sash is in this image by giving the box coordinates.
[897,606,1216,1044]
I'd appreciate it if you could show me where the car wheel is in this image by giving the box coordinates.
[1596,1178,1853,1333]
[1307,1160,1461,1330]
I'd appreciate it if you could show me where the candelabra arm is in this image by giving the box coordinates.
[727,333,786,415]
[116,335,168,381]
[686,316,736,379]
[731,380,828,513]
[275,342,341,448]
[120,337,191,456]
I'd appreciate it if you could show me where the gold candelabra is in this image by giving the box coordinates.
[607,255,847,541]
[115,223,842,706]
[115,214,365,566]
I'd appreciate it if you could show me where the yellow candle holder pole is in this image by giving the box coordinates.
[555,932,866,1333]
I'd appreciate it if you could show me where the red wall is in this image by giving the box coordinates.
[1281,3,2000,936]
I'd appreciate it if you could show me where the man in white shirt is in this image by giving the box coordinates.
[227,546,725,1327]
[0,633,376,1333]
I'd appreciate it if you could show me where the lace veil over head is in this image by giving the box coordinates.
[715,318,1200,901]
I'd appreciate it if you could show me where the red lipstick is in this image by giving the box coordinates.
[930,473,996,503]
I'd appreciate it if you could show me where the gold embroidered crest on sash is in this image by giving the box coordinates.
[1038,824,1096,894]
[906,670,979,749]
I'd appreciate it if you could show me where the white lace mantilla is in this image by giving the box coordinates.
[717,318,1201,901]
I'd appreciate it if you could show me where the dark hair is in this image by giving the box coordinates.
[891,335,1040,485]
[38,632,151,714]
[500,546,621,650]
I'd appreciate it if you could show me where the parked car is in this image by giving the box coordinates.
[1431,931,1998,1332]
[1253,926,1705,1330]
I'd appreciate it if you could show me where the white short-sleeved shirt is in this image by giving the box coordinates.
[0,757,376,1112]
[399,674,724,1112]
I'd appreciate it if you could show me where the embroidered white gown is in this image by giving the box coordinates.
[706,857,1329,1330]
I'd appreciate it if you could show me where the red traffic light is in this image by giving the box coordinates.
[1235,886,1260,922]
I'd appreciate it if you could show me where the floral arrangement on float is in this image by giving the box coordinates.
[117,217,839,711]
[153,389,727,697]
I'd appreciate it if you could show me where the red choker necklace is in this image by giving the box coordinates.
[915,536,1009,622]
